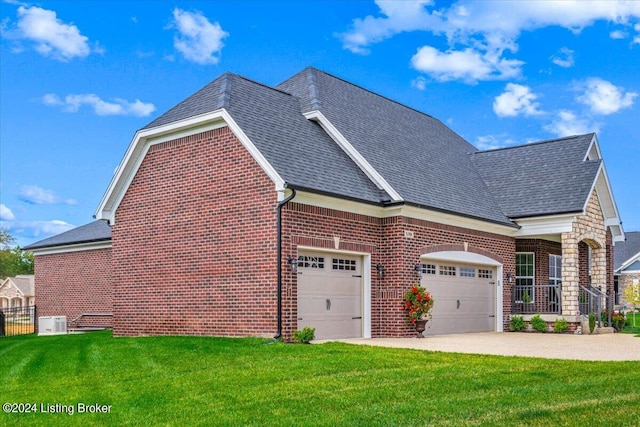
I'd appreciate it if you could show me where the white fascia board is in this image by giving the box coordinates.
[293,190,516,236]
[420,251,502,266]
[31,240,112,256]
[512,214,577,236]
[303,110,403,202]
[589,164,625,242]
[619,252,640,271]
[94,109,285,224]
[584,134,602,161]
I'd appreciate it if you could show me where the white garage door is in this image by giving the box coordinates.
[297,251,363,340]
[420,261,496,335]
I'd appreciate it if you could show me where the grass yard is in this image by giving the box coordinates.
[1,331,639,426]
[622,312,640,336]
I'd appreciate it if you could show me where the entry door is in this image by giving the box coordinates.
[297,251,363,340]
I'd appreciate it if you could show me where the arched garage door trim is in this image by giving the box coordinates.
[420,250,503,333]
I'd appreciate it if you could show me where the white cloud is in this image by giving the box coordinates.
[0,204,15,221]
[410,45,523,83]
[42,93,155,117]
[493,83,544,118]
[18,185,76,205]
[551,47,574,68]
[8,6,92,61]
[577,78,638,115]
[3,220,75,240]
[170,8,228,65]
[609,29,627,39]
[545,110,599,137]
[475,134,515,151]
[340,1,640,82]
[411,76,427,90]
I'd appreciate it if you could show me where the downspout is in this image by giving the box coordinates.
[275,187,296,340]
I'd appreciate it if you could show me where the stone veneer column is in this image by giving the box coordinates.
[561,190,607,316]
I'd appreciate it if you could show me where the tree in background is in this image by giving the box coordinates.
[624,281,640,327]
[0,227,34,279]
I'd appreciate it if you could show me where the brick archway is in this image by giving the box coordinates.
[420,244,504,265]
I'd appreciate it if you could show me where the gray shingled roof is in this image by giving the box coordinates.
[615,231,640,270]
[471,134,601,219]
[144,73,388,205]
[23,220,111,250]
[277,68,514,226]
[11,275,34,296]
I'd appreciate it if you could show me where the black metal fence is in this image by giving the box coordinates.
[0,305,36,337]
[512,284,561,314]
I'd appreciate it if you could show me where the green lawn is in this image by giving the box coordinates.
[1,332,639,426]
[622,312,640,336]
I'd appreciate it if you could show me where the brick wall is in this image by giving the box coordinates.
[112,126,278,337]
[282,204,516,337]
[515,239,562,286]
[34,248,112,327]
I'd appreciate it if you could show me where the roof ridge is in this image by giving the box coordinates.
[230,72,295,97]
[474,133,595,154]
[304,67,436,120]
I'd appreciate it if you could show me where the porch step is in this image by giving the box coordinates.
[579,319,615,335]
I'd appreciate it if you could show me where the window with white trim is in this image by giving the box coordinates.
[549,255,562,287]
[515,253,534,303]
[420,263,436,275]
[459,267,475,278]
[439,265,456,276]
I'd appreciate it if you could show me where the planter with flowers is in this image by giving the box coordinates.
[404,284,435,338]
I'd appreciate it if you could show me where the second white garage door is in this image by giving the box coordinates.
[420,261,496,335]
[297,251,363,340]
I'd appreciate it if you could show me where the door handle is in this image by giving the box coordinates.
[352,317,362,320]
[457,300,460,309]
[326,299,331,310]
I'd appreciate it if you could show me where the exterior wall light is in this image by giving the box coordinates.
[375,263,385,278]
[506,273,513,283]
[414,264,422,278]
[288,256,298,273]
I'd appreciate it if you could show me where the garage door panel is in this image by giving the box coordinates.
[297,251,363,340]
[421,262,496,335]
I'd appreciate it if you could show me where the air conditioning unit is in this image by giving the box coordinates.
[38,316,67,335]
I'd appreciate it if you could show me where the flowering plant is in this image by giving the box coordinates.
[404,284,434,324]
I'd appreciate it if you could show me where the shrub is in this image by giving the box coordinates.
[510,315,525,332]
[553,317,569,333]
[530,314,547,333]
[292,327,315,344]
[588,313,596,333]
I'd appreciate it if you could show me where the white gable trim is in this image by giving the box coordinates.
[30,240,112,256]
[512,214,577,238]
[585,164,625,243]
[584,134,602,161]
[94,109,286,223]
[616,251,640,273]
[303,110,403,202]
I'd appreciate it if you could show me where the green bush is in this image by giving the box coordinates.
[553,317,569,333]
[588,313,596,333]
[510,315,525,331]
[530,314,547,333]
[292,327,315,344]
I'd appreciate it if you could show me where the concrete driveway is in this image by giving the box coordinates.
[332,332,640,361]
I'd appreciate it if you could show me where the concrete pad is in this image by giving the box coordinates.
[329,332,640,361]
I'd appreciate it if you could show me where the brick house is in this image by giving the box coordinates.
[0,275,35,309]
[614,231,640,309]
[26,68,624,339]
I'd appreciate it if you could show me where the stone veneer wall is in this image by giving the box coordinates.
[561,190,608,316]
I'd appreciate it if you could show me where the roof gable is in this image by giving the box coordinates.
[615,231,640,270]
[277,68,513,226]
[471,134,601,218]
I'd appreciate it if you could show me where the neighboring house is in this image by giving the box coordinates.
[0,275,35,309]
[614,231,640,308]
[25,68,624,340]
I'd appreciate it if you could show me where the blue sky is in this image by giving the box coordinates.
[1,0,639,247]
